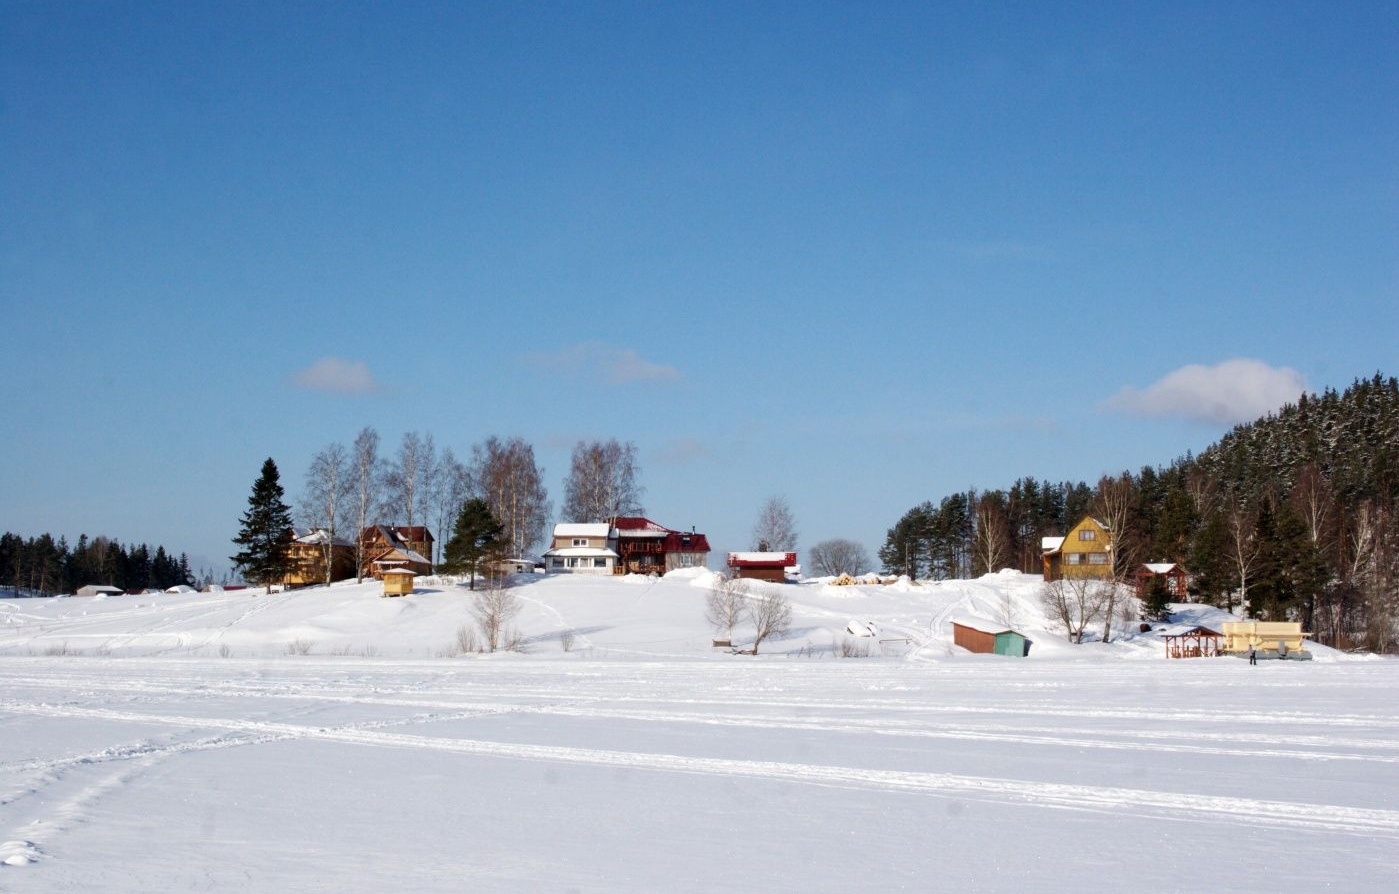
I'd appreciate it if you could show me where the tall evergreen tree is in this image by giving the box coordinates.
[230,458,295,589]
[440,498,505,589]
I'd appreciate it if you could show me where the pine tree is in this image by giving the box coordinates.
[230,458,295,590]
[440,498,505,589]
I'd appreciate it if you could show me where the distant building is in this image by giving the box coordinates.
[543,517,712,575]
[284,529,356,588]
[76,584,123,598]
[1042,516,1113,581]
[359,526,434,579]
[727,551,797,583]
[1134,562,1190,600]
[612,516,711,575]
[542,523,619,574]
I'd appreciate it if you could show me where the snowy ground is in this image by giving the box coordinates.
[2,572,1397,891]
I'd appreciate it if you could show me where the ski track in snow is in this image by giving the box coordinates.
[5,696,1399,844]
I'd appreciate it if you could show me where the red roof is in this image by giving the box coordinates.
[613,517,710,553]
[727,552,797,568]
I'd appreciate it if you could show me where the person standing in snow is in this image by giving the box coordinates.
[1248,644,1257,665]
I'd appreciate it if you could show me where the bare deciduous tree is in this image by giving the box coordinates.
[351,427,383,583]
[470,584,523,653]
[704,574,746,643]
[300,442,348,586]
[807,539,871,577]
[562,439,645,523]
[470,436,551,559]
[747,588,792,655]
[384,431,436,527]
[1224,494,1260,614]
[752,495,798,552]
[1092,473,1136,642]
[974,492,1012,575]
[1040,576,1114,644]
[428,447,470,566]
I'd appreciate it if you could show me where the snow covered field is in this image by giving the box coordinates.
[3,572,1397,891]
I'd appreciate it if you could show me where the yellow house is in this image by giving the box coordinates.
[1042,516,1113,580]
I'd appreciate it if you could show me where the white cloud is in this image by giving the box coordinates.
[291,357,383,396]
[1103,359,1307,425]
[525,342,682,385]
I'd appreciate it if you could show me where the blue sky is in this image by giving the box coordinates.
[3,1,1396,577]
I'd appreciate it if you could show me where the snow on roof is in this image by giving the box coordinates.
[727,551,797,566]
[554,523,612,538]
[612,516,669,536]
[1143,563,1180,574]
[1041,536,1065,552]
[542,546,620,559]
[949,615,1017,636]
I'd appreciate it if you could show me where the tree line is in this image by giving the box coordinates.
[1,532,196,597]
[879,374,1399,652]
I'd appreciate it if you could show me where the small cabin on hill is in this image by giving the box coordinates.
[727,552,797,583]
[951,617,1032,657]
[1042,516,1113,581]
[1135,562,1190,600]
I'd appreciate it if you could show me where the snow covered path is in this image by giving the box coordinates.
[2,656,1397,891]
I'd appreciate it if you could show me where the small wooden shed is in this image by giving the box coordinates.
[727,551,797,583]
[381,569,416,597]
[951,617,1032,657]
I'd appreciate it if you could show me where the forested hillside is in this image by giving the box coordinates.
[881,374,1399,651]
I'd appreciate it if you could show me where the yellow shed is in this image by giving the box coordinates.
[381,569,417,597]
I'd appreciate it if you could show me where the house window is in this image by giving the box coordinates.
[572,538,589,547]
[1088,553,1108,565]
[593,558,607,568]
[1066,554,1083,565]
[1078,530,1097,541]
[551,558,564,570]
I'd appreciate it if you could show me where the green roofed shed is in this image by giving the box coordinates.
[951,617,1032,657]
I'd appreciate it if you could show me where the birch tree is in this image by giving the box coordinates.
[351,426,383,583]
[470,436,551,559]
[300,441,349,586]
[752,495,798,552]
[561,439,645,523]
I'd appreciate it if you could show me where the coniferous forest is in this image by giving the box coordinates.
[0,533,196,597]
[880,374,1399,651]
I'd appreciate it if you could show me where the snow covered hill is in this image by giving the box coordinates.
[0,568,1286,662]
[2,570,1395,892]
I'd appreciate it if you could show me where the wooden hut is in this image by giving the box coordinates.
[951,617,1032,657]
[381,569,416,597]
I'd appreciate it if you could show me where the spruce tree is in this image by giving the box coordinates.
[230,458,295,590]
[440,498,504,589]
